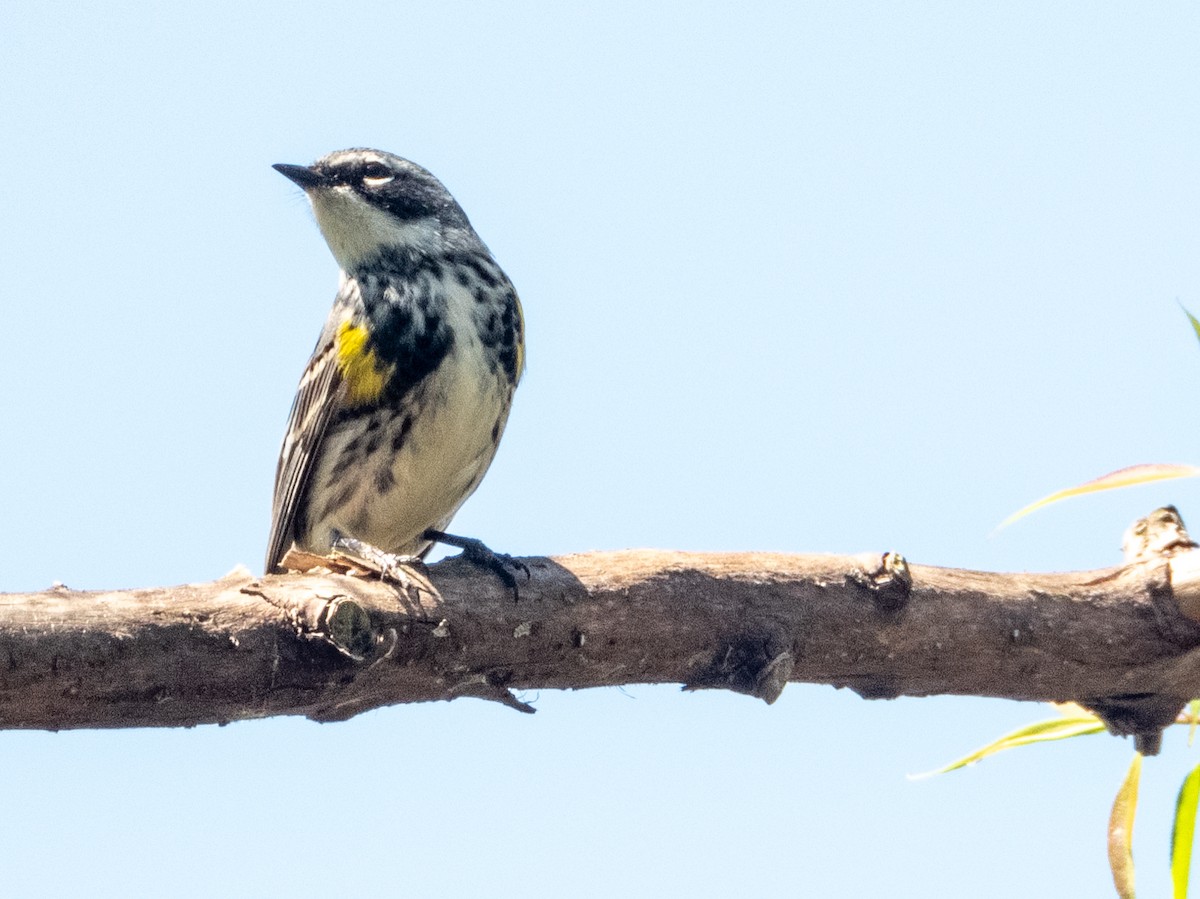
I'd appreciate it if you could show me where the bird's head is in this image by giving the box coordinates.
[274,148,473,270]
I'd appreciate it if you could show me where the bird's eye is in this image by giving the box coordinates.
[361,162,394,187]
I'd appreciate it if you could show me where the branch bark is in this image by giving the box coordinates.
[6,507,1200,750]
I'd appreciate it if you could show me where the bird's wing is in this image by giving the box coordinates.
[264,320,346,573]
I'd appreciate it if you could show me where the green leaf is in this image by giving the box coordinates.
[996,463,1200,532]
[1173,764,1200,899]
[911,713,1106,779]
[1109,753,1142,899]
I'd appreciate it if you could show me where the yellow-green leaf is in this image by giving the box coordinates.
[1052,701,1093,718]
[1109,753,1142,899]
[911,713,1106,779]
[1173,764,1200,899]
[996,463,1200,532]
[1184,304,1200,345]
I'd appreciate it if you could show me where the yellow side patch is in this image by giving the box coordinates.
[335,320,390,405]
[514,295,526,381]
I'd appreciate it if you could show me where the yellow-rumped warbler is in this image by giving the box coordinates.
[265,148,524,578]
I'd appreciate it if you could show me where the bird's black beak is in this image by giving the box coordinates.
[273,163,326,189]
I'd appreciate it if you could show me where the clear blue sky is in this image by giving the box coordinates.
[3,3,1199,896]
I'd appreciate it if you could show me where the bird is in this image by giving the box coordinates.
[264,148,524,584]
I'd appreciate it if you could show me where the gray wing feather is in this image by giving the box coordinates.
[264,330,345,573]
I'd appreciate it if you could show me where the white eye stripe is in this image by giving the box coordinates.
[363,174,395,187]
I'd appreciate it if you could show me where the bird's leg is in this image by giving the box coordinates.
[330,535,424,592]
[422,529,530,600]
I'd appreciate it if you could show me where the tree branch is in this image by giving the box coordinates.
[6,507,1200,750]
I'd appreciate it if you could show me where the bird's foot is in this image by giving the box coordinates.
[330,536,425,593]
[422,529,530,600]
